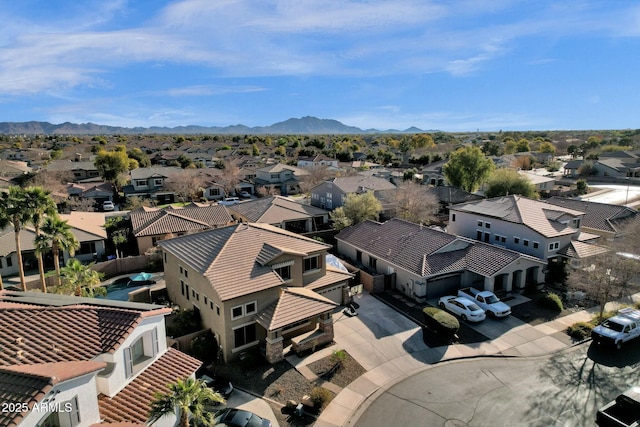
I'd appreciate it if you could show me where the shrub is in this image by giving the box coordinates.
[310,387,333,410]
[566,322,594,340]
[538,292,563,312]
[423,307,459,336]
[331,349,347,367]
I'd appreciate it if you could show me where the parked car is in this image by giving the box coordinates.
[212,408,272,427]
[200,374,234,399]
[102,200,115,211]
[438,296,486,322]
[219,197,240,206]
[239,191,252,198]
[457,287,511,318]
[596,386,640,427]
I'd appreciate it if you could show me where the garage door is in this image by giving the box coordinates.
[316,284,345,305]
[426,274,461,299]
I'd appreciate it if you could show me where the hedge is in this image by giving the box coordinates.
[423,307,460,336]
[566,321,594,340]
[538,292,563,312]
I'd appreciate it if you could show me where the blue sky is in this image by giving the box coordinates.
[1,1,639,131]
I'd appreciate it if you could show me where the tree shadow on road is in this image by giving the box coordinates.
[524,345,640,426]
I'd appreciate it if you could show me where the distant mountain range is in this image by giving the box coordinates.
[0,116,435,135]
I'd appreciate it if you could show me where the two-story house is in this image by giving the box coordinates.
[0,290,201,427]
[309,176,397,210]
[124,167,184,203]
[254,164,309,195]
[447,195,591,262]
[296,155,339,170]
[159,223,353,363]
[336,218,546,300]
[45,160,100,182]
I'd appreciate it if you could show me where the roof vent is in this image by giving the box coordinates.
[15,337,23,345]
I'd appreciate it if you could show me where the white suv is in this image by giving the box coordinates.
[218,197,240,206]
[102,200,115,211]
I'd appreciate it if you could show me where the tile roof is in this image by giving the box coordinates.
[257,163,308,175]
[255,288,338,331]
[97,348,201,425]
[129,166,183,180]
[304,267,354,291]
[227,196,328,223]
[558,241,609,259]
[159,223,331,301]
[320,176,397,193]
[130,205,232,237]
[0,292,170,365]
[337,218,541,278]
[546,196,639,234]
[450,195,584,238]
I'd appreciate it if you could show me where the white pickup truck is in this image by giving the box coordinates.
[592,308,640,350]
[457,287,511,318]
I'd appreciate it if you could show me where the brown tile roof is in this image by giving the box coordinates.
[0,361,106,427]
[304,267,354,291]
[450,195,584,238]
[558,241,609,259]
[97,348,201,425]
[228,196,328,224]
[546,196,639,235]
[321,176,397,193]
[255,288,338,331]
[159,223,331,301]
[337,218,542,278]
[131,205,233,237]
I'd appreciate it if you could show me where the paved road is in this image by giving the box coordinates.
[352,341,640,427]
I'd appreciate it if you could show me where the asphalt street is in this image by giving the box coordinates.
[352,340,640,427]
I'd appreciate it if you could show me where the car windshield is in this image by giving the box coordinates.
[485,295,499,304]
[602,320,625,332]
[468,303,481,311]
[246,414,264,427]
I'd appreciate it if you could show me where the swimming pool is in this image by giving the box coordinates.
[98,277,153,301]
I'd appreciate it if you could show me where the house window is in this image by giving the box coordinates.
[37,397,81,427]
[369,256,377,270]
[477,220,483,227]
[210,301,214,310]
[216,305,220,315]
[485,222,491,229]
[477,230,482,240]
[204,296,208,305]
[181,280,185,296]
[185,270,188,278]
[514,237,520,244]
[451,213,456,222]
[549,242,559,251]
[164,252,167,263]
[209,188,221,196]
[135,180,147,187]
[124,329,159,378]
[231,305,244,320]
[233,323,257,350]
[356,250,362,262]
[533,242,539,249]
[154,179,163,186]
[326,192,332,199]
[304,255,320,272]
[270,174,279,179]
[78,242,96,255]
[274,265,291,281]
[6,256,11,267]
[185,284,190,300]
[179,266,183,274]
[245,301,257,315]
[524,239,529,247]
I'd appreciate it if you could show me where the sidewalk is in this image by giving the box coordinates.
[288,292,620,427]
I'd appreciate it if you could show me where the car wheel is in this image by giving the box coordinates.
[616,341,623,350]
[439,302,445,309]
[461,314,467,321]
[487,311,495,319]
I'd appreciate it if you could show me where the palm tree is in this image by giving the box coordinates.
[58,258,104,297]
[24,187,57,293]
[0,187,32,291]
[148,377,224,427]
[41,216,79,289]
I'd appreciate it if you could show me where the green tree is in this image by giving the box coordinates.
[0,187,33,291]
[24,187,58,293]
[576,179,588,195]
[516,138,530,153]
[95,146,131,182]
[148,377,224,427]
[41,216,80,289]
[58,258,104,297]
[330,192,382,230]
[484,169,538,198]
[538,141,556,154]
[442,146,495,193]
[252,143,260,156]
[127,148,151,167]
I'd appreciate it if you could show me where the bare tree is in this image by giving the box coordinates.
[390,182,439,225]
[217,161,240,197]
[257,185,281,197]
[26,170,73,194]
[164,174,206,203]
[298,165,331,195]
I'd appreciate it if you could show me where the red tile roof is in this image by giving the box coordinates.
[98,348,202,425]
[0,361,106,427]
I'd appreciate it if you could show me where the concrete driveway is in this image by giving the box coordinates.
[221,389,281,427]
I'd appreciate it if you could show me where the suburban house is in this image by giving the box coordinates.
[159,223,353,363]
[253,163,309,195]
[130,204,234,254]
[0,212,108,278]
[545,196,640,241]
[336,218,546,301]
[227,196,330,233]
[593,151,640,179]
[518,170,557,193]
[310,176,397,210]
[447,195,596,263]
[0,159,32,178]
[562,159,583,178]
[46,160,101,182]
[65,181,115,205]
[0,290,201,427]
[296,155,339,170]
[124,166,184,203]
[420,159,447,186]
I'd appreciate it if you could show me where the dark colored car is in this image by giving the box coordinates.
[200,374,234,399]
[213,408,271,427]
